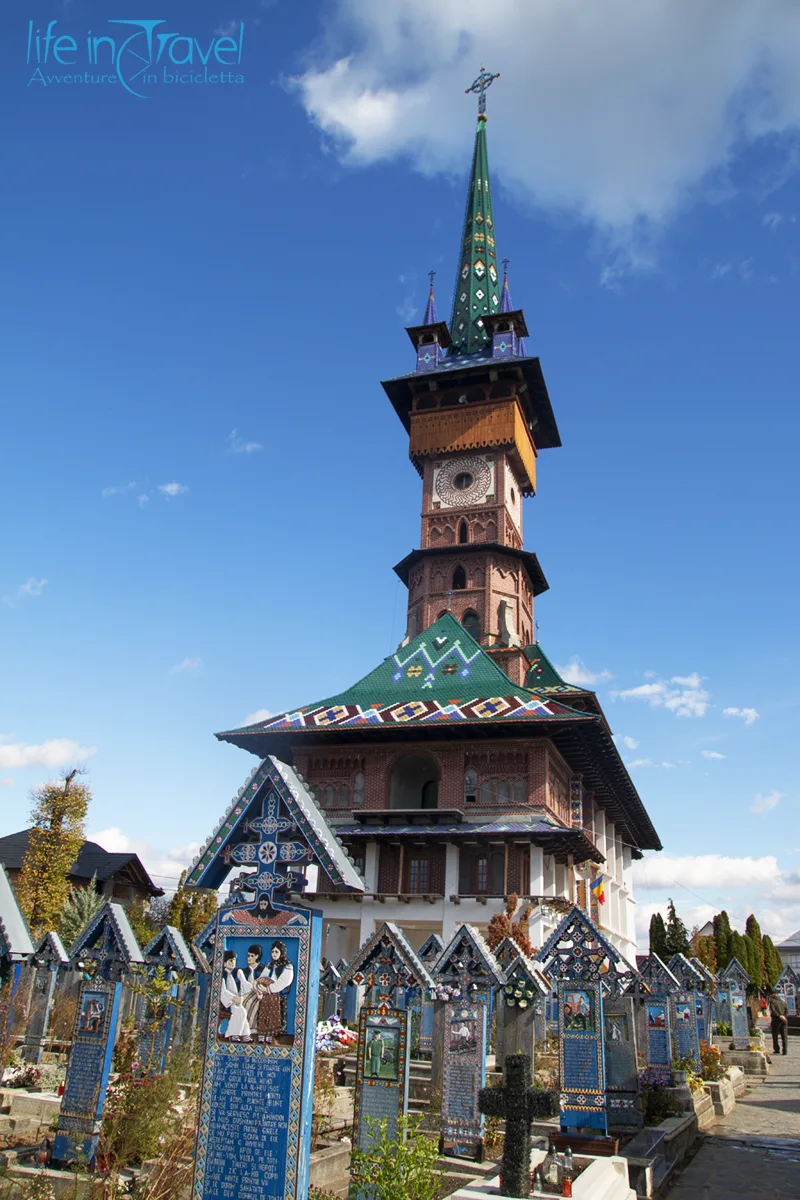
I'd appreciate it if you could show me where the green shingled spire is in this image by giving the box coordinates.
[450,69,501,356]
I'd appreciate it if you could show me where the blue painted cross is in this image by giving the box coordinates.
[222,789,312,904]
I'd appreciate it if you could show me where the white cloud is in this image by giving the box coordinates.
[4,578,47,607]
[626,758,679,770]
[227,430,263,455]
[632,852,800,946]
[611,672,710,718]
[91,827,201,891]
[556,658,613,686]
[138,493,150,508]
[293,0,800,249]
[169,657,201,676]
[751,789,783,814]
[636,853,780,892]
[621,735,640,750]
[763,210,784,229]
[101,482,137,498]
[724,706,760,725]
[241,708,274,726]
[701,749,726,760]
[0,777,15,788]
[0,738,97,769]
[158,482,188,498]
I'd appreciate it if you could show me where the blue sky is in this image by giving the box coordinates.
[2,0,799,945]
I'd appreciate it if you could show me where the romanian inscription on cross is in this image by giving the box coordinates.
[465,66,500,117]
[221,789,311,905]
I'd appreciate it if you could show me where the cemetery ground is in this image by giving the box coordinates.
[0,1011,798,1199]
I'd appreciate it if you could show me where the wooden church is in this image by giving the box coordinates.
[217,80,661,967]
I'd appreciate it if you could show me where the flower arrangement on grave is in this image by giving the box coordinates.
[425,983,461,1001]
[4,1063,43,1090]
[315,1015,358,1054]
[699,1040,724,1081]
[503,979,537,1009]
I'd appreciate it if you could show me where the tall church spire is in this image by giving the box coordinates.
[449,68,501,356]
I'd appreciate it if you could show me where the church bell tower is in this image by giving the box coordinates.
[381,69,562,686]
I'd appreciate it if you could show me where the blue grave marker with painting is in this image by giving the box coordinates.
[716,988,730,1027]
[537,906,643,1136]
[185,756,364,1200]
[440,999,487,1159]
[139,925,197,1069]
[670,993,701,1068]
[630,953,680,1069]
[558,979,606,1134]
[431,925,504,1094]
[719,958,751,1050]
[353,1004,411,1160]
[52,902,143,1164]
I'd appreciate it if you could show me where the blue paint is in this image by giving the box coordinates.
[52,980,122,1164]
[558,980,607,1135]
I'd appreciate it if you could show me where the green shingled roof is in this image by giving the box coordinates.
[524,644,585,694]
[218,613,587,742]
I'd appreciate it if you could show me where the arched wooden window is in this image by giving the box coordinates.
[452,565,467,590]
[464,768,478,804]
[462,610,480,640]
[458,520,469,544]
[389,753,440,810]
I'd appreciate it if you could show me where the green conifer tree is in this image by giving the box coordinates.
[744,915,765,989]
[58,880,104,950]
[649,912,668,959]
[762,935,782,989]
[664,898,690,957]
[713,911,733,970]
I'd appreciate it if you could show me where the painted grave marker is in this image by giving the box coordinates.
[630,954,680,1069]
[52,902,143,1164]
[670,993,701,1068]
[604,996,642,1128]
[495,939,549,1065]
[139,924,197,1069]
[558,979,606,1133]
[25,930,69,1063]
[720,957,751,1051]
[716,987,731,1027]
[417,933,443,1055]
[440,999,487,1160]
[185,756,364,1200]
[353,1003,411,1154]
[431,924,504,1094]
[537,906,639,1135]
[319,959,342,1019]
[479,1054,558,1200]
[776,966,798,1016]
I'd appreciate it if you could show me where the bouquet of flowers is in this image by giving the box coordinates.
[316,1015,358,1054]
[425,984,462,1002]
[504,980,536,1009]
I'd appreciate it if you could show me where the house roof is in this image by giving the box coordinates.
[0,864,35,961]
[216,613,661,853]
[0,830,164,897]
[777,928,800,949]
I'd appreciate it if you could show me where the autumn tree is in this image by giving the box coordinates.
[167,871,218,944]
[762,934,782,989]
[693,935,718,974]
[664,898,690,958]
[17,769,91,938]
[485,894,534,958]
[649,912,668,960]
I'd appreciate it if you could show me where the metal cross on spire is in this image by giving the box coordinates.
[428,269,436,287]
[465,66,500,117]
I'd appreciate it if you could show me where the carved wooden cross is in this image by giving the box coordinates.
[479,1054,557,1198]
